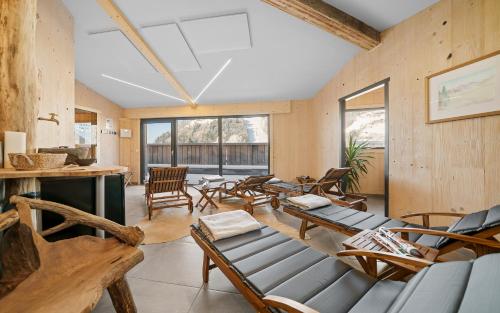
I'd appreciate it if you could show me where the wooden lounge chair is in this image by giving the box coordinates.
[0,196,144,313]
[218,174,277,214]
[191,223,500,313]
[264,168,367,211]
[284,203,500,257]
[145,167,192,220]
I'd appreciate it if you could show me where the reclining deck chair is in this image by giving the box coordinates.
[191,224,500,313]
[146,167,192,220]
[0,196,144,313]
[264,168,367,211]
[284,203,500,257]
[218,174,277,214]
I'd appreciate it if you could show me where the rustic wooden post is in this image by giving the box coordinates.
[0,0,39,197]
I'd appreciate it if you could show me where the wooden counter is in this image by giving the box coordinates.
[0,165,128,238]
[0,166,127,179]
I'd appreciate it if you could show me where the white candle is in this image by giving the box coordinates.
[3,131,26,168]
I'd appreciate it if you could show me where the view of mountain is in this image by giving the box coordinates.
[151,117,268,144]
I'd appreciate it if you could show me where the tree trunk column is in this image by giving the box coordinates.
[0,0,39,198]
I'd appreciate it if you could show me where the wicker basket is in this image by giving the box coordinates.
[9,153,68,170]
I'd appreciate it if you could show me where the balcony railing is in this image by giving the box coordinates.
[146,143,269,167]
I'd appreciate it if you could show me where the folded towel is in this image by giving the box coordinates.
[287,194,332,210]
[202,175,225,182]
[267,177,282,184]
[199,210,261,241]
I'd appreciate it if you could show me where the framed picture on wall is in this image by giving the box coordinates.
[426,50,500,123]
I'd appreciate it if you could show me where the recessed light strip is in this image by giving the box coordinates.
[102,74,185,102]
[194,58,232,103]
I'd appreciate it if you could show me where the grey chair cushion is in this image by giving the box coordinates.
[458,254,500,313]
[193,224,500,313]
[436,204,500,248]
[295,203,500,249]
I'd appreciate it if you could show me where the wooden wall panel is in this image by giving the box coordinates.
[75,81,123,166]
[35,0,75,149]
[357,149,384,195]
[310,0,500,222]
[272,100,313,181]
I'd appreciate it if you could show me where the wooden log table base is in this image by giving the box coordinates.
[193,184,222,212]
[342,229,438,280]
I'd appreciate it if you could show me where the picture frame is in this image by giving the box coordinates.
[425,50,500,124]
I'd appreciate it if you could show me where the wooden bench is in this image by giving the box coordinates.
[0,196,145,313]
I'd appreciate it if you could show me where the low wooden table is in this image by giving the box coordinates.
[342,229,439,279]
[193,182,223,212]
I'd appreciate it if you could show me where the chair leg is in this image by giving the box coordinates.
[202,253,210,283]
[188,199,193,213]
[108,277,137,313]
[147,196,152,220]
[299,220,308,240]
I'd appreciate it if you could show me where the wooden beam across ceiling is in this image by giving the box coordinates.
[96,0,195,106]
[261,0,380,50]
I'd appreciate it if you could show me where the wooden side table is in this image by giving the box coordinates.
[193,182,223,212]
[342,229,438,279]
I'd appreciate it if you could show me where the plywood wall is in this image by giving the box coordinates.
[36,0,75,149]
[310,0,500,222]
[75,81,123,166]
[120,100,312,184]
[357,149,385,195]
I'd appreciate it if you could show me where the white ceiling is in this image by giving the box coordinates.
[323,0,439,31]
[63,0,437,108]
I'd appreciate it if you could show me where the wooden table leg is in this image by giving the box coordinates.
[108,277,137,313]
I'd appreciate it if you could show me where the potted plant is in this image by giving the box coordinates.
[344,135,372,193]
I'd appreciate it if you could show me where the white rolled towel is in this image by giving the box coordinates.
[287,194,332,210]
[202,175,225,182]
[199,210,261,241]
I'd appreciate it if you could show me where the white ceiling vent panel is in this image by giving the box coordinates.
[88,30,156,75]
[181,13,251,54]
[142,23,201,72]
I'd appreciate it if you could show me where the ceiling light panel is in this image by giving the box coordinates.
[181,13,252,54]
[141,23,201,72]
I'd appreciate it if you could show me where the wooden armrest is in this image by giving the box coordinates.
[343,193,367,201]
[263,295,319,313]
[0,210,20,231]
[401,212,466,218]
[389,227,500,249]
[10,196,144,246]
[337,249,433,269]
[400,212,464,228]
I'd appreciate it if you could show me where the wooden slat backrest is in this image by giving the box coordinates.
[238,175,274,190]
[148,167,188,193]
[312,167,351,193]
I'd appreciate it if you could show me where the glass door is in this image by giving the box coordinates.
[176,118,219,183]
[221,116,269,181]
[141,119,175,182]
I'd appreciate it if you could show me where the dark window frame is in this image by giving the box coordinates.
[140,114,270,183]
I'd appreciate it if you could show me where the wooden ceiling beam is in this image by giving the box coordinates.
[262,0,380,50]
[96,0,195,106]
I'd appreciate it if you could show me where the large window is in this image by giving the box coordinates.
[222,116,269,180]
[141,115,270,183]
[345,108,385,148]
[176,118,219,180]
